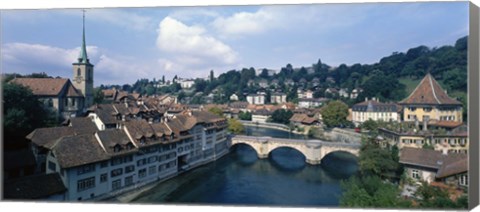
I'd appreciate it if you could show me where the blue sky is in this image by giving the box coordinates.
[1,2,469,86]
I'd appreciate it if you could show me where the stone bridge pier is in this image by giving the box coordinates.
[231,136,360,165]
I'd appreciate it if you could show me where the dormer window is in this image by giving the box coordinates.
[140,137,146,145]
[126,142,134,150]
[113,144,122,153]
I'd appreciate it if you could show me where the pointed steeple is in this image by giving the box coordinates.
[78,10,89,64]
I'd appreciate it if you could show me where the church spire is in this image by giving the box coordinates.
[78,10,89,64]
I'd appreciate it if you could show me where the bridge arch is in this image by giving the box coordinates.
[230,135,360,165]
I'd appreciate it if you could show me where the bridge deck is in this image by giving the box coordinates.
[232,135,360,148]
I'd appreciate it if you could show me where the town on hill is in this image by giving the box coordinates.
[2,12,468,209]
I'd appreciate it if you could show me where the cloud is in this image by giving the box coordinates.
[156,17,239,76]
[209,5,373,39]
[211,9,275,37]
[1,42,156,86]
[86,9,155,31]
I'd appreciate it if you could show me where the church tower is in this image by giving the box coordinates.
[72,11,94,108]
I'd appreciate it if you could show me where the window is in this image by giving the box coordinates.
[100,173,108,183]
[148,156,157,164]
[125,176,134,186]
[48,98,53,107]
[77,68,81,76]
[111,168,123,177]
[125,165,135,173]
[148,166,156,175]
[137,158,147,166]
[412,169,420,179]
[48,161,56,171]
[459,174,468,186]
[112,179,121,190]
[77,177,95,192]
[138,168,147,178]
[100,161,109,168]
[77,164,96,175]
[72,98,76,106]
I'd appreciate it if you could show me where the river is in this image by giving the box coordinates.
[131,125,358,207]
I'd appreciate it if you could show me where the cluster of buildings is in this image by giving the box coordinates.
[349,74,468,190]
[4,20,229,201]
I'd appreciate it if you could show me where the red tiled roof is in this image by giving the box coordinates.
[10,78,79,96]
[399,74,461,105]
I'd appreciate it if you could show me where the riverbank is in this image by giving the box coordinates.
[108,149,231,203]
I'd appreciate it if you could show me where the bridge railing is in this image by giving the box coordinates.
[231,135,361,148]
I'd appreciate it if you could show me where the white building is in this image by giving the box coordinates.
[271,93,287,104]
[38,111,228,201]
[246,94,265,105]
[339,88,349,98]
[251,109,272,124]
[351,97,401,127]
[230,94,239,101]
[179,79,195,89]
[298,98,327,108]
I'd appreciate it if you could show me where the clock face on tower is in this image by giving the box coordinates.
[76,77,82,83]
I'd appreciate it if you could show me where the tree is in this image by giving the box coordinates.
[358,135,399,180]
[360,119,378,131]
[414,182,466,209]
[208,107,224,117]
[238,111,252,121]
[93,87,104,104]
[228,118,245,134]
[3,83,56,149]
[320,100,349,128]
[259,69,269,78]
[269,109,293,125]
[210,70,215,81]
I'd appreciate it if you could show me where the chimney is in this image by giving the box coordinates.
[414,117,419,130]
[148,118,153,124]
[423,116,429,131]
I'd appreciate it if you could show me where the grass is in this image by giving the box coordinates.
[398,77,421,95]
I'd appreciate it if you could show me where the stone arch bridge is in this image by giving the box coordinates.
[231,135,360,165]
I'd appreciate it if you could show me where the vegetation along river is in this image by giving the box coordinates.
[131,126,358,207]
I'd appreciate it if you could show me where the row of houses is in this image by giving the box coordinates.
[348,73,468,190]
[5,103,229,201]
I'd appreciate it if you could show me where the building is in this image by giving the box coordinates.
[399,73,463,123]
[271,93,287,104]
[298,98,327,108]
[251,109,272,124]
[378,123,468,154]
[350,88,363,99]
[10,78,85,119]
[399,147,467,188]
[246,94,265,105]
[290,113,319,127]
[4,173,67,200]
[230,94,239,101]
[10,14,94,119]
[179,79,195,89]
[339,88,349,98]
[351,97,401,126]
[34,110,228,201]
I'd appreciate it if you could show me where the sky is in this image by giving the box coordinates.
[1,2,469,86]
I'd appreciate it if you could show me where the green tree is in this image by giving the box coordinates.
[208,107,224,117]
[3,83,56,149]
[228,118,245,134]
[320,100,349,128]
[238,111,252,121]
[269,109,293,125]
[360,119,379,131]
[358,135,399,180]
[93,87,104,104]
